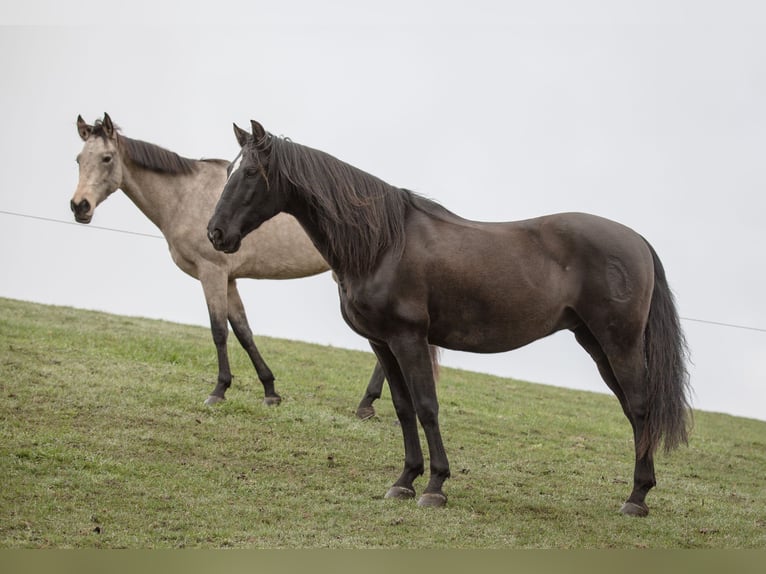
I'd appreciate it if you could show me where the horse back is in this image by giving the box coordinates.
[385,209,655,352]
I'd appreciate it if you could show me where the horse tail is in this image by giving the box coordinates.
[640,240,692,456]
[429,345,442,382]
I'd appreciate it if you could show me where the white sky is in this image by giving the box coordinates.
[1,1,764,421]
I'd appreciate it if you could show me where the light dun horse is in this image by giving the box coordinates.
[71,113,389,412]
[208,120,691,515]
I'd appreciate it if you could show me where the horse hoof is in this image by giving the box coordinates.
[385,486,416,500]
[263,396,282,407]
[620,502,649,517]
[417,493,447,508]
[204,395,225,406]
[356,406,376,420]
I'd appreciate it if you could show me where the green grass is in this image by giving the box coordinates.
[0,297,764,548]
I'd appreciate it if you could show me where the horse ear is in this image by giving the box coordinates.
[233,123,250,148]
[250,120,267,147]
[77,115,92,141]
[102,113,116,138]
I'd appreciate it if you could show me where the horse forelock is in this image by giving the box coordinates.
[89,119,119,140]
[265,135,408,276]
[227,149,243,182]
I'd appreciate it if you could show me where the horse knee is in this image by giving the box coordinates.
[412,396,439,426]
[210,321,228,347]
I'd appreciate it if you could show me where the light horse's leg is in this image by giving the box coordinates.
[355,362,385,419]
[573,323,655,516]
[356,347,439,419]
[200,272,234,406]
[377,335,450,507]
[226,279,281,406]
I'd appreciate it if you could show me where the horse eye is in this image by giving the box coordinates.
[245,168,260,178]
[102,155,113,164]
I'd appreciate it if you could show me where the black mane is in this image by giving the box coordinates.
[263,135,414,276]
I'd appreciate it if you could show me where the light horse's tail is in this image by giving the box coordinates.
[640,240,692,456]
[429,344,442,381]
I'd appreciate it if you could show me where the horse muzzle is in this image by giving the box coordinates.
[207,227,242,254]
[70,198,92,223]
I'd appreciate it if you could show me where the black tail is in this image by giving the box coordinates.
[640,241,692,456]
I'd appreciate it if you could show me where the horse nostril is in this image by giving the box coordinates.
[71,199,91,218]
[71,199,90,214]
[208,228,222,244]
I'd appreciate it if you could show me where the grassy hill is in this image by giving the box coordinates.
[0,297,763,548]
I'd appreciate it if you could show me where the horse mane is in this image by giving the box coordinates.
[265,135,411,276]
[119,135,198,175]
[90,119,199,175]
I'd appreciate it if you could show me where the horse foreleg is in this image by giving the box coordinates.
[201,274,233,406]
[370,342,423,499]
[227,280,281,406]
[388,335,450,507]
[355,361,385,419]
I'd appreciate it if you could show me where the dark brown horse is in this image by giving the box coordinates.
[207,120,691,515]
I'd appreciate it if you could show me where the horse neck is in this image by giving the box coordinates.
[270,142,409,278]
[282,183,373,280]
[283,187,342,273]
[118,156,193,233]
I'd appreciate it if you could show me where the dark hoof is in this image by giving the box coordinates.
[356,405,376,420]
[263,396,282,407]
[204,395,226,406]
[385,486,416,500]
[418,493,447,508]
[620,502,649,517]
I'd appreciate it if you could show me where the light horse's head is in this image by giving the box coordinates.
[71,113,124,223]
[207,120,286,253]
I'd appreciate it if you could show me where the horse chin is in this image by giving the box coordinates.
[221,235,242,254]
[223,242,241,254]
[74,214,93,224]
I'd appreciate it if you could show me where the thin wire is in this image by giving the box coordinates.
[0,209,163,240]
[679,316,766,334]
[2,209,765,334]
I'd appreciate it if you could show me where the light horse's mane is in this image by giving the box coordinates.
[90,119,225,175]
[262,134,422,277]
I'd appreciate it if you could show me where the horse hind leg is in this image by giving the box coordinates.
[611,349,657,517]
[356,361,385,419]
[573,325,655,516]
[227,280,281,406]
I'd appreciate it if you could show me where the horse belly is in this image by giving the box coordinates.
[427,294,570,354]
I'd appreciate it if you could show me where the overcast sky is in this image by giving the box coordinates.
[1,1,764,422]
